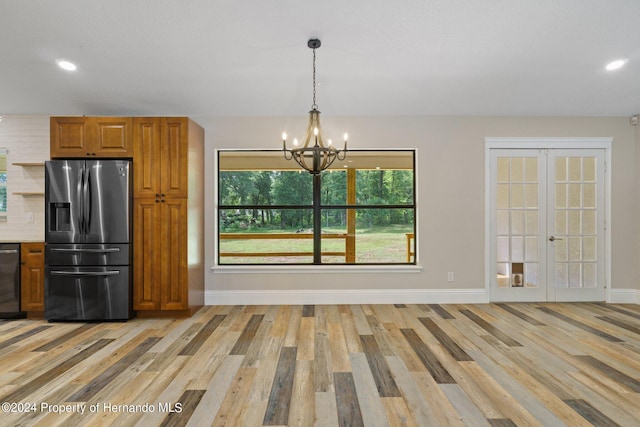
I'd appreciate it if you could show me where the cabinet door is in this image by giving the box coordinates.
[50,116,133,158]
[50,117,91,158]
[91,117,133,157]
[161,118,189,198]
[133,199,162,310]
[133,118,162,198]
[20,242,45,312]
[160,199,188,310]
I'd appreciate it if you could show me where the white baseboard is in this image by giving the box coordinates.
[609,289,640,304]
[205,288,489,306]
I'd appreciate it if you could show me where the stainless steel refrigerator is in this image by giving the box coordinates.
[45,159,132,321]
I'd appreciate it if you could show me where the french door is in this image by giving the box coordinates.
[489,148,606,302]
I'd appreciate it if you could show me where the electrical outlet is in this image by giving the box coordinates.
[447,272,454,282]
[25,212,34,223]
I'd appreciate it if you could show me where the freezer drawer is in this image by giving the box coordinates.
[45,266,132,321]
[46,243,130,266]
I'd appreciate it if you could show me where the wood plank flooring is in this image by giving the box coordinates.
[0,303,639,426]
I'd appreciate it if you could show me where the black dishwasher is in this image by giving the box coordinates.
[0,243,25,318]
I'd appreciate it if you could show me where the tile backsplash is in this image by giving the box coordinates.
[0,115,49,241]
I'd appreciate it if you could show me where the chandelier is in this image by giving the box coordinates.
[282,39,348,175]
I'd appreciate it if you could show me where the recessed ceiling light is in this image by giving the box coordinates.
[605,58,628,71]
[56,60,77,71]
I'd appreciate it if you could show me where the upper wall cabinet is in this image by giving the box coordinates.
[50,116,133,158]
[133,117,190,198]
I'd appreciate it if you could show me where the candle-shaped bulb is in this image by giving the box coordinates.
[282,132,287,141]
[328,139,333,147]
[314,127,319,136]
[293,138,299,147]
[343,132,349,141]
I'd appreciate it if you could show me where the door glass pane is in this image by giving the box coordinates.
[497,263,509,287]
[525,183,538,208]
[555,239,567,261]
[568,210,581,235]
[583,236,596,261]
[569,264,581,288]
[511,211,523,234]
[511,236,524,262]
[511,184,524,207]
[583,157,596,181]
[582,210,596,234]
[556,183,567,208]
[525,237,538,262]
[556,264,568,287]
[583,263,596,288]
[568,157,582,181]
[525,263,539,288]
[497,158,510,182]
[525,158,537,181]
[511,158,524,182]
[497,184,510,208]
[568,183,581,208]
[568,236,581,261]
[497,237,509,262]
[555,210,567,235]
[497,210,509,234]
[583,183,596,208]
[526,211,538,234]
[555,157,567,181]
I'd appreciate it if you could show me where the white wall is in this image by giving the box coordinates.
[0,116,48,242]
[2,115,637,304]
[195,115,638,303]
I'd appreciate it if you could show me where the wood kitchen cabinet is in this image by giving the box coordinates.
[20,242,45,314]
[50,116,133,158]
[132,117,204,317]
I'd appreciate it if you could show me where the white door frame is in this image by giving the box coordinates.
[485,137,612,302]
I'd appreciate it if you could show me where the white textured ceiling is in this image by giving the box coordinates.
[1,0,639,117]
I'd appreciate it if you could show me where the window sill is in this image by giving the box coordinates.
[212,264,423,274]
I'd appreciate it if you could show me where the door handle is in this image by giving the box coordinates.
[548,236,563,242]
[51,248,120,253]
[0,249,18,254]
[50,270,120,276]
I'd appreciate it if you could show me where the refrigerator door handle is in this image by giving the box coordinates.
[0,249,19,254]
[51,248,121,253]
[50,270,121,277]
[77,167,85,236]
[83,166,91,236]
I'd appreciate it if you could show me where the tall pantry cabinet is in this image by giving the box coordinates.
[132,117,204,317]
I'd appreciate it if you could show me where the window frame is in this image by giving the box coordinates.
[216,149,417,266]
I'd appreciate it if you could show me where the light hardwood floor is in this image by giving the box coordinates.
[0,303,639,426]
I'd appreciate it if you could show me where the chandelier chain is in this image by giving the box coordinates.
[312,47,317,110]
